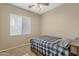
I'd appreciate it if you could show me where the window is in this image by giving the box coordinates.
[10,14,31,36]
[22,16,31,34]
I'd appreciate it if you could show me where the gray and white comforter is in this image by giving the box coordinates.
[30,35,70,56]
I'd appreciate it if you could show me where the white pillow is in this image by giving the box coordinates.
[58,39,71,49]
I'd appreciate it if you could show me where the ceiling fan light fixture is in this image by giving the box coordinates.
[39,4,48,8]
[28,3,49,9]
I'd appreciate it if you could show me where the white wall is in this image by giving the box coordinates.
[0,3,41,51]
[41,3,79,39]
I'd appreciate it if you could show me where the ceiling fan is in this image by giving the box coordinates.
[28,3,49,9]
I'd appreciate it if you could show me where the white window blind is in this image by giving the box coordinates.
[22,16,31,34]
[10,14,31,36]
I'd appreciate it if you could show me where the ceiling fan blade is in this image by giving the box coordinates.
[38,3,49,6]
[28,5,34,8]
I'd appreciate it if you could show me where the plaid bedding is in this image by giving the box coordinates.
[30,36,69,56]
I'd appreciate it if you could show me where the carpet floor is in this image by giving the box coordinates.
[0,45,36,56]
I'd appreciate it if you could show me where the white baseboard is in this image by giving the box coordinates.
[0,44,27,53]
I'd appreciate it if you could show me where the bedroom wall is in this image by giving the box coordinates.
[41,3,79,39]
[0,4,41,51]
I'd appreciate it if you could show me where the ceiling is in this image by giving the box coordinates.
[9,3,63,15]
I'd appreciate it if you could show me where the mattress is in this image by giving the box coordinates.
[30,35,70,56]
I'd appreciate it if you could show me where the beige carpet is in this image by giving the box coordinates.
[0,45,36,56]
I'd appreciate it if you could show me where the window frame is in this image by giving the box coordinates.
[10,14,31,36]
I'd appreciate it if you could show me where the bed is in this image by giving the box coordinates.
[30,35,70,56]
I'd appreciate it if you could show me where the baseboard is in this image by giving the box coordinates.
[0,44,27,53]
